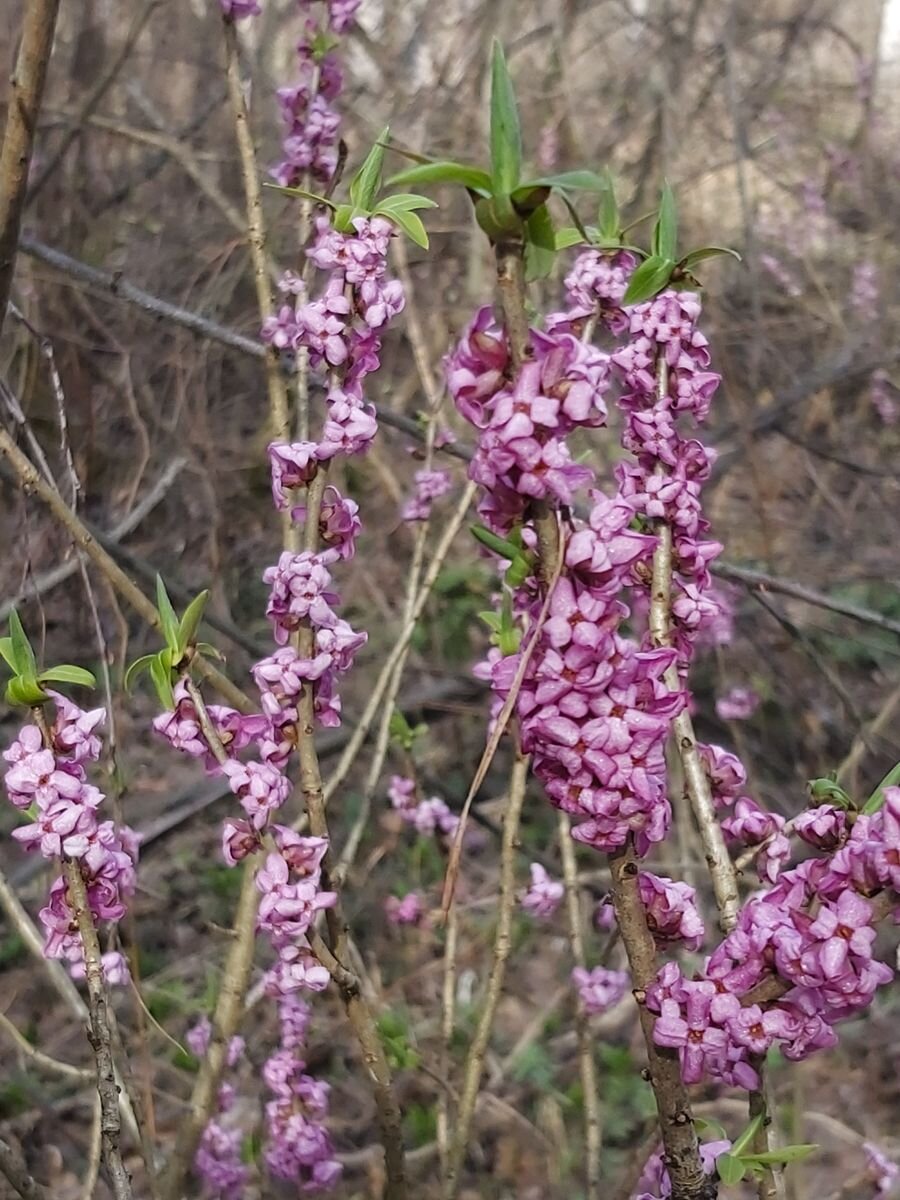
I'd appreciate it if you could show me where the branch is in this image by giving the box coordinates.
[711,560,900,639]
[0,0,61,333]
[444,751,530,1200]
[608,842,716,1200]
[0,1138,47,1200]
[0,427,254,712]
[0,455,186,622]
[16,235,474,461]
[62,859,134,1200]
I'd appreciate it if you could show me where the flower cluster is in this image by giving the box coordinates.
[401,468,452,522]
[263,994,342,1189]
[648,789,900,1089]
[551,248,639,336]
[385,891,425,926]
[446,309,609,533]
[715,685,760,721]
[269,1,360,188]
[190,1018,251,1200]
[387,774,459,841]
[612,290,724,665]
[3,696,138,985]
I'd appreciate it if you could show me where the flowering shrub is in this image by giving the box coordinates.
[1,7,899,1200]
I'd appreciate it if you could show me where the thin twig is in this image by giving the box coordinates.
[0,0,61,332]
[221,14,293,555]
[0,456,186,623]
[444,751,529,1200]
[0,868,140,1142]
[320,481,478,808]
[27,0,161,200]
[0,1137,47,1200]
[0,1009,92,1082]
[0,427,253,712]
[558,812,602,1200]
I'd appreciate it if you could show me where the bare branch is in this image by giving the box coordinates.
[0,0,61,334]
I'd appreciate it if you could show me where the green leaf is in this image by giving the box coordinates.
[263,182,335,208]
[374,193,438,214]
[554,226,587,250]
[598,168,619,241]
[679,245,742,271]
[0,637,15,671]
[194,642,224,661]
[524,169,609,192]
[384,208,429,249]
[622,254,675,305]
[730,1113,765,1158]
[8,609,36,679]
[524,204,556,281]
[694,1117,729,1141]
[387,161,493,196]
[124,654,156,693]
[478,611,503,633]
[739,1145,818,1167]
[510,184,552,215]
[652,180,678,259]
[349,127,389,212]
[37,664,96,688]
[715,1153,746,1187]
[489,40,522,194]
[177,590,210,656]
[149,653,176,711]
[473,192,522,241]
[155,576,179,650]
[5,676,48,707]
[864,759,900,814]
[471,524,522,560]
[808,775,854,810]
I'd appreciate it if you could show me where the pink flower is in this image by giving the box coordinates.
[715,686,760,721]
[571,966,629,1015]
[385,892,425,926]
[520,863,564,919]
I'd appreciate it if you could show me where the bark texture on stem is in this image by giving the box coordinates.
[608,842,715,1200]
[62,859,134,1200]
[0,0,61,334]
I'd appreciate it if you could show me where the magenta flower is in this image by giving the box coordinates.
[639,871,705,951]
[385,892,425,926]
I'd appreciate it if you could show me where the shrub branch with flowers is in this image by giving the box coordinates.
[0,8,899,1200]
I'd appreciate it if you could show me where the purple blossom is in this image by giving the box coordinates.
[572,966,629,1015]
[385,892,425,926]
[520,863,565,919]
[715,685,760,721]
[863,1142,899,1196]
[401,468,453,522]
[638,871,705,951]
